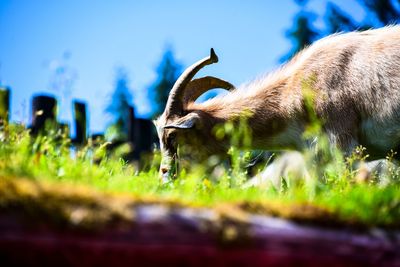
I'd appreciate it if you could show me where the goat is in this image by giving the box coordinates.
[154,26,400,181]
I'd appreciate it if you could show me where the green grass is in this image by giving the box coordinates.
[0,123,400,230]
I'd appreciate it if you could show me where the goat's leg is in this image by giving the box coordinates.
[244,151,310,190]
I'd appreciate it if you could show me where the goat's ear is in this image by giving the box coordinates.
[164,113,199,129]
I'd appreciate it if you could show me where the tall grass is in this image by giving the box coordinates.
[0,118,400,229]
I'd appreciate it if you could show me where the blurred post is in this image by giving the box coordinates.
[127,106,135,144]
[126,105,154,160]
[133,118,154,159]
[31,95,57,135]
[123,105,136,161]
[73,100,87,145]
[0,87,10,126]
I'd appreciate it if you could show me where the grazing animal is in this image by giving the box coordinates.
[154,26,400,181]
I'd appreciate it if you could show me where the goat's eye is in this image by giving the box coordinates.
[166,132,177,147]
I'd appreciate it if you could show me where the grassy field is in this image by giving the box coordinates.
[0,123,400,230]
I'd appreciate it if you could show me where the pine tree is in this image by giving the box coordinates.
[281,0,318,62]
[326,0,400,34]
[363,0,400,25]
[105,67,133,140]
[149,47,182,118]
[325,3,359,33]
[284,0,400,60]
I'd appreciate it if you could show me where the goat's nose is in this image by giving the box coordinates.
[160,167,168,174]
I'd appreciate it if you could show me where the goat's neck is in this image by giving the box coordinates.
[190,83,305,150]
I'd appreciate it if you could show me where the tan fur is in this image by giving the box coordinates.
[156,26,400,177]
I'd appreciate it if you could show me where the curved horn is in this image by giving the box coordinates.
[183,76,235,105]
[165,48,218,117]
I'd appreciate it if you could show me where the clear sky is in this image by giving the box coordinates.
[0,0,364,134]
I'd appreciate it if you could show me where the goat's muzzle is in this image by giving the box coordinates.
[159,153,178,183]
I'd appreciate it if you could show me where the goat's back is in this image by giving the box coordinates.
[291,26,400,154]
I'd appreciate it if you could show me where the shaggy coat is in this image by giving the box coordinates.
[156,26,400,178]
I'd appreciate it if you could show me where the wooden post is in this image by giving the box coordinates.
[133,118,154,159]
[73,100,87,145]
[124,105,155,160]
[127,106,135,144]
[0,87,10,126]
[31,95,57,135]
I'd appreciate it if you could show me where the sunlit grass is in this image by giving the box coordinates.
[0,122,399,229]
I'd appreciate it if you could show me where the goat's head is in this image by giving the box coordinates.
[154,48,235,181]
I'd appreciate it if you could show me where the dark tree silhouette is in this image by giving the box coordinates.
[105,68,133,140]
[283,0,400,61]
[149,47,182,118]
[363,0,400,25]
[281,0,318,62]
[325,3,360,33]
[326,0,400,34]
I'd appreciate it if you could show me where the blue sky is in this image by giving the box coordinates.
[0,0,364,134]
